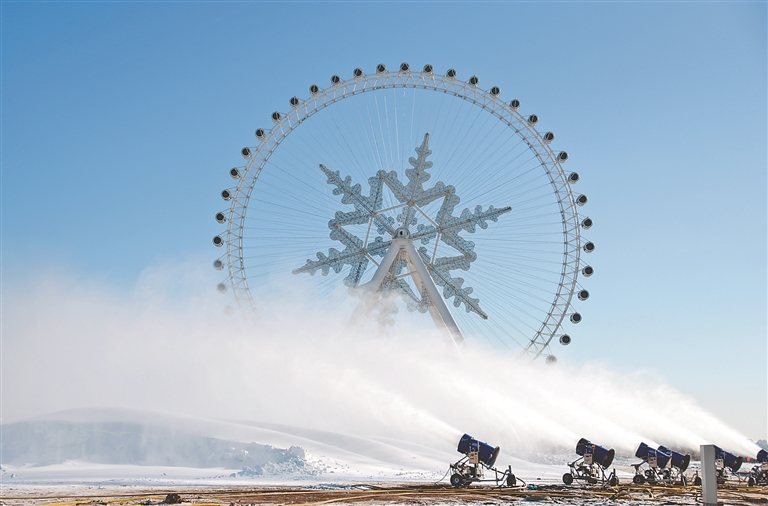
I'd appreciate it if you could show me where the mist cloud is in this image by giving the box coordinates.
[2,256,759,462]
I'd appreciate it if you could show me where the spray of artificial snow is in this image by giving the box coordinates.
[3,257,760,461]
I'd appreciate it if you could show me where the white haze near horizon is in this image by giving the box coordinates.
[2,256,760,461]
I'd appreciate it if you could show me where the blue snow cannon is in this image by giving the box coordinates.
[457,434,500,468]
[697,445,744,485]
[635,442,665,467]
[564,438,618,486]
[659,445,691,472]
[749,449,768,486]
[576,438,615,468]
[449,434,516,488]
[714,446,743,472]
[633,443,683,484]
[655,446,672,468]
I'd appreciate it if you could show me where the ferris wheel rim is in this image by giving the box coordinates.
[218,64,585,360]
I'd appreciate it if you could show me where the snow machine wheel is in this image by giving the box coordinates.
[507,474,517,487]
[633,474,645,485]
[562,473,574,485]
[450,473,464,488]
[748,477,755,487]
[694,476,702,486]
[609,476,619,486]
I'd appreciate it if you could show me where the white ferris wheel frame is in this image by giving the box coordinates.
[219,66,584,360]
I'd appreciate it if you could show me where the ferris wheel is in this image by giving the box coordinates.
[212,63,594,363]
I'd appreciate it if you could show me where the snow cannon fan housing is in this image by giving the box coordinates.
[658,445,691,472]
[714,446,743,472]
[635,442,671,468]
[576,438,615,469]
[457,434,500,468]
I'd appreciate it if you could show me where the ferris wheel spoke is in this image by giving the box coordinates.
[442,111,498,181]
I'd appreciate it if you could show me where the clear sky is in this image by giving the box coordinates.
[2,1,766,442]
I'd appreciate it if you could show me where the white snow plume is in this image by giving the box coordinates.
[2,256,760,470]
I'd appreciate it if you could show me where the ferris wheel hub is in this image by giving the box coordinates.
[394,226,411,239]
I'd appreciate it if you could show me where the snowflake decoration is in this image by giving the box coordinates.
[293,134,511,319]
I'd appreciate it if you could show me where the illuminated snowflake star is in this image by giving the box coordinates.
[293,133,511,319]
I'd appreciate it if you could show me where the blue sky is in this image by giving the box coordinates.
[2,2,766,441]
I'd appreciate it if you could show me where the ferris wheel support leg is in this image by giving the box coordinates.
[401,240,465,346]
[366,242,405,290]
[347,240,465,345]
[347,242,404,328]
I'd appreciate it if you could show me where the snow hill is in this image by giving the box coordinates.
[3,418,307,471]
[1,408,451,483]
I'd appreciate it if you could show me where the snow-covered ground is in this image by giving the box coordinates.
[5,412,768,506]
[1,407,589,492]
[6,406,766,506]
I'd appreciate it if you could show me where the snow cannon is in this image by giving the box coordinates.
[563,438,618,487]
[692,445,745,486]
[714,446,743,472]
[659,446,691,472]
[448,434,518,488]
[635,443,671,468]
[457,434,500,468]
[575,438,615,469]
[748,449,768,486]
[632,443,687,484]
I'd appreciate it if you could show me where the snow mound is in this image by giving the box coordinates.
[2,418,308,472]
[0,408,451,479]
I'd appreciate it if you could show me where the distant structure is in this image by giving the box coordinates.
[212,63,594,362]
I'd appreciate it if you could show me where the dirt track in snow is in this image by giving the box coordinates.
[2,483,767,506]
